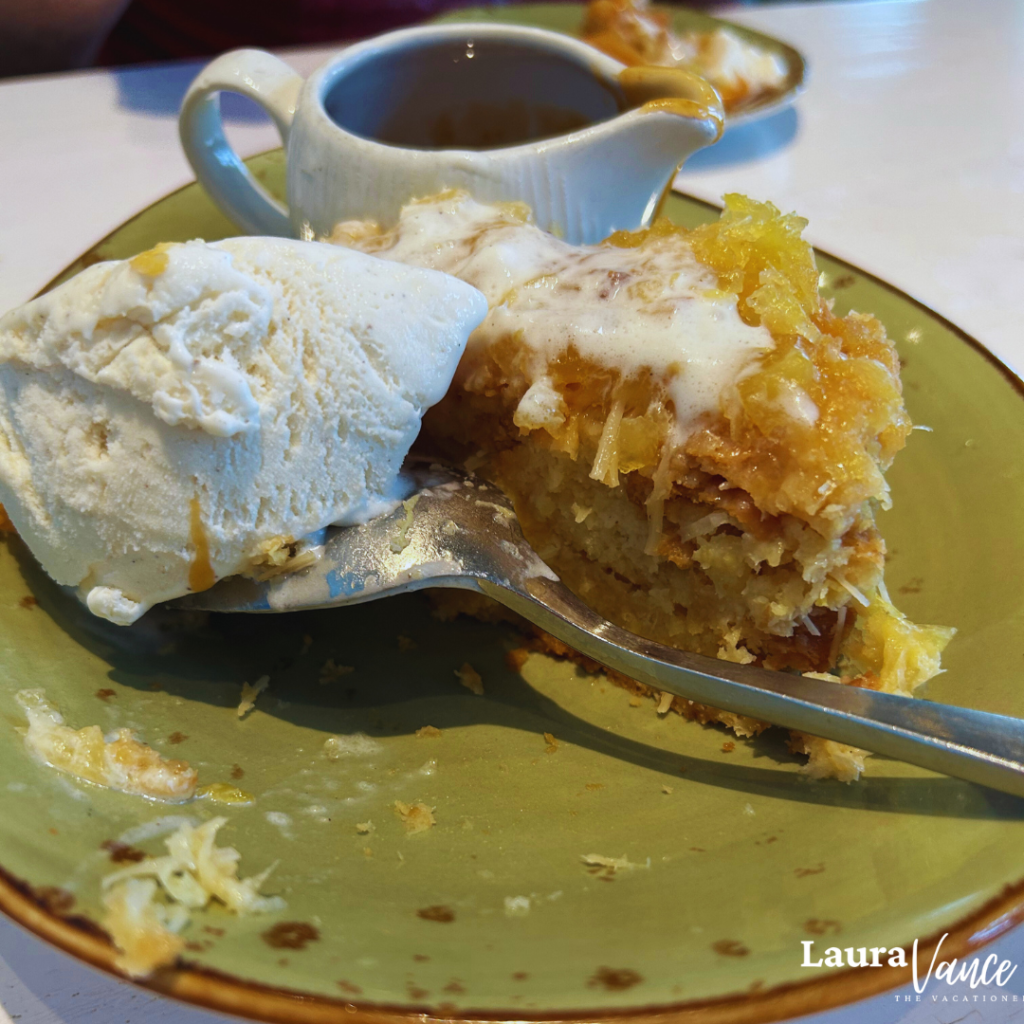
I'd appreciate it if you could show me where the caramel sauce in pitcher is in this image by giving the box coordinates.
[323,36,722,151]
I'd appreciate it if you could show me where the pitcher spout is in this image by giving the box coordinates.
[620,65,726,139]
[551,69,723,243]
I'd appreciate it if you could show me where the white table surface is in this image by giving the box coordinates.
[1,1,1023,1021]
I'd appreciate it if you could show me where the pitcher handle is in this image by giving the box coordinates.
[179,49,303,237]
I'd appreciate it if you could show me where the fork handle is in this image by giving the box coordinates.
[481,576,1024,796]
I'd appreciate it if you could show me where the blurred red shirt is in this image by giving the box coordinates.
[99,0,559,64]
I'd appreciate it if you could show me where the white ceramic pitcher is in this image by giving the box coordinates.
[179,23,723,244]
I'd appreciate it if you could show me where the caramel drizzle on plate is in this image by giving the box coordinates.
[188,497,216,593]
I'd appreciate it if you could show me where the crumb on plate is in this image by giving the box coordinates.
[15,689,196,802]
[322,733,381,760]
[395,800,436,834]
[197,782,255,805]
[237,676,269,718]
[455,663,484,695]
[581,853,650,879]
[319,659,355,685]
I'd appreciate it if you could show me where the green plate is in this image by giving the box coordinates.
[2,151,1024,1024]
[436,3,807,126]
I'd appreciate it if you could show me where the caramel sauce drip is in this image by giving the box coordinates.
[639,96,721,131]
[129,242,174,277]
[618,65,725,140]
[188,497,216,593]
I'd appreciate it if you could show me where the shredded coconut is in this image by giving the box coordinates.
[581,853,650,879]
[101,817,284,976]
[237,676,269,718]
[455,662,484,695]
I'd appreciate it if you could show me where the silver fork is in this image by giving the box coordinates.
[173,460,1024,798]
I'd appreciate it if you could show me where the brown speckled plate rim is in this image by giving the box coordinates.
[4,860,1024,1024]
[3,167,1024,1024]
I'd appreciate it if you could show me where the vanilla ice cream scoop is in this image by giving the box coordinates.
[0,237,487,625]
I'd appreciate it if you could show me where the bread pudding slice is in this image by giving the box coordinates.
[330,191,953,781]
